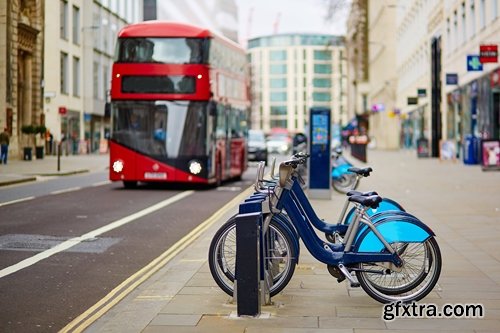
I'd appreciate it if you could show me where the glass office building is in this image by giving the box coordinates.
[247,34,347,133]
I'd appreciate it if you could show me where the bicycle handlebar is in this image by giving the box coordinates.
[283,152,310,168]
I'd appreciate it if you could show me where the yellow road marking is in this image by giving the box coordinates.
[60,186,253,333]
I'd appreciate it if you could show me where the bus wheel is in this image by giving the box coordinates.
[123,181,137,189]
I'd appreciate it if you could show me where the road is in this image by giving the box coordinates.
[0,166,258,333]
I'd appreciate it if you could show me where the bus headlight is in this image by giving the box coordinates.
[113,160,124,173]
[188,160,202,175]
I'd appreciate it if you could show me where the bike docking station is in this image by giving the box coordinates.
[308,107,332,199]
[233,165,274,317]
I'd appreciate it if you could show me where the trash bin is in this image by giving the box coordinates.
[23,147,32,161]
[416,138,429,158]
[463,134,479,165]
[35,146,44,159]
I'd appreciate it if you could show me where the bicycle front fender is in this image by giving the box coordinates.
[353,217,435,253]
[331,164,352,179]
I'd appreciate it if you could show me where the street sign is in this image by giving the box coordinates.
[479,44,498,63]
[467,55,483,71]
[417,88,427,97]
[446,73,458,85]
[407,97,418,105]
[58,106,67,115]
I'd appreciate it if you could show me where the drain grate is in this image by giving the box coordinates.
[0,234,120,253]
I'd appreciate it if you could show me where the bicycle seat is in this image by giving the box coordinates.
[347,167,373,177]
[346,190,378,197]
[348,194,382,209]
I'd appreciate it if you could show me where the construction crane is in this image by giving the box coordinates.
[273,12,281,34]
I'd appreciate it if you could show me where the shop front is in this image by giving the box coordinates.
[445,66,500,166]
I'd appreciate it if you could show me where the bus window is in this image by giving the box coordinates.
[116,38,208,64]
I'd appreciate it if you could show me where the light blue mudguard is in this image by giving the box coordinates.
[353,217,435,253]
[331,163,352,180]
[344,197,405,225]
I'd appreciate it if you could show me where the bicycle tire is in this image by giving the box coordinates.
[356,237,441,303]
[356,241,432,295]
[208,216,297,297]
[332,173,358,193]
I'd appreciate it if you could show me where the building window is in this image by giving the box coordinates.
[60,52,69,94]
[470,2,476,37]
[270,64,287,74]
[312,92,330,102]
[313,78,331,88]
[314,64,332,74]
[270,106,287,115]
[493,0,498,21]
[313,50,332,60]
[270,92,287,102]
[72,5,80,44]
[461,3,466,45]
[60,0,68,40]
[270,119,287,129]
[73,56,80,97]
[269,50,287,61]
[480,0,486,28]
[270,78,287,88]
[93,61,99,99]
[103,65,109,101]
[453,10,458,49]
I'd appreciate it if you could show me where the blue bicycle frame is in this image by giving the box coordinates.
[274,171,434,267]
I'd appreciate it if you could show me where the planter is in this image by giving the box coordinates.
[23,147,32,161]
[35,146,44,159]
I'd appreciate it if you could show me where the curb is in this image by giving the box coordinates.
[0,177,38,187]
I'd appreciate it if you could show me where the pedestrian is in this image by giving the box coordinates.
[0,127,10,164]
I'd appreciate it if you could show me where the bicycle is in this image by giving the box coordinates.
[209,156,408,286]
[209,154,441,303]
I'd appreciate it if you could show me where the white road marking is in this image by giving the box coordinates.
[50,187,81,195]
[0,196,35,207]
[0,190,194,279]
[91,180,111,187]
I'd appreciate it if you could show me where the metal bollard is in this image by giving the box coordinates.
[235,210,262,316]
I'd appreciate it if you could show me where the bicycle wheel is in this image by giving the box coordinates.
[356,237,441,303]
[208,216,297,297]
[332,173,358,193]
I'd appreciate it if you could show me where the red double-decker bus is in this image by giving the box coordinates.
[109,21,249,188]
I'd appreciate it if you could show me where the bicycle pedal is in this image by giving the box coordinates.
[349,281,360,288]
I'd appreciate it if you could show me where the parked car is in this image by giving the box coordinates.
[266,133,292,155]
[247,129,268,165]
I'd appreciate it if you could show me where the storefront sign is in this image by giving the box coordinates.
[446,73,459,85]
[371,103,385,112]
[491,68,500,87]
[481,140,500,170]
[479,44,498,63]
[467,55,483,71]
[58,106,67,115]
[417,88,427,97]
[407,97,418,105]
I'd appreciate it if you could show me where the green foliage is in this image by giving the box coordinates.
[21,124,36,135]
[35,125,47,135]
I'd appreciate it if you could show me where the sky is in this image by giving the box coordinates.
[235,0,350,44]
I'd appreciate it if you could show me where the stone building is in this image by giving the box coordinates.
[345,0,369,131]
[0,0,44,159]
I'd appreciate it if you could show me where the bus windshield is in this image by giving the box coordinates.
[111,101,208,158]
[115,37,208,64]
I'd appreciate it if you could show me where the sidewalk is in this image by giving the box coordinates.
[0,153,109,186]
[69,149,500,333]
